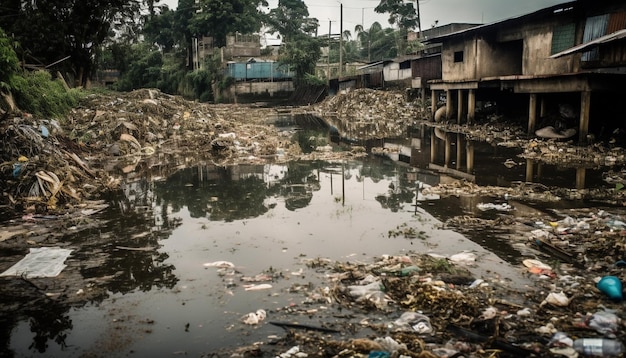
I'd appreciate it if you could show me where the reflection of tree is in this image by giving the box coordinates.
[0,278,73,357]
[155,166,275,221]
[77,207,179,293]
[27,302,72,353]
[280,161,322,211]
[360,157,416,212]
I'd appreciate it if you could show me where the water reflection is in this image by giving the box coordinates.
[10,124,611,355]
[416,126,618,190]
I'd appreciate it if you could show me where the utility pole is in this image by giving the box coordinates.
[416,0,422,38]
[339,3,343,77]
[328,20,332,80]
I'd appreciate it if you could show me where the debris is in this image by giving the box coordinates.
[390,311,433,333]
[476,202,513,211]
[541,291,570,307]
[0,247,73,278]
[596,276,623,302]
[203,261,235,268]
[243,283,272,291]
[241,309,266,325]
[269,321,340,333]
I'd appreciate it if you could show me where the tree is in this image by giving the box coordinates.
[267,0,320,87]
[375,0,419,55]
[355,22,397,61]
[143,5,178,52]
[266,0,318,41]
[189,0,268,48]
[0,28,19,86]
[0,0,145,87]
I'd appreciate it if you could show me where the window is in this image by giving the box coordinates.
[454,51,464,62]
[399,60,411,69]
[582,14,609,61]
[551,23,576,55]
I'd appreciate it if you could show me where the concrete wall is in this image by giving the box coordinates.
[522,26,576,75]
[221,81,294,102]
[233,81,293,96]
[441,38,478,81]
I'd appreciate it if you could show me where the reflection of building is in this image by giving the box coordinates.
[424,127,601,189]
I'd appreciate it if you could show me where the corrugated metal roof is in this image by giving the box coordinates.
[550,28,626,58]
[356,61,388,71]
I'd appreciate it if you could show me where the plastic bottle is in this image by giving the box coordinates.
[573,338,624,357]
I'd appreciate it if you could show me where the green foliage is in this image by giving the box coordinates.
[267,0,318,39]
[354,22,398,61]
[374,0,418,56]
[279,34,322,88]
[113,43,163,91]
[218,76,235,91]
[1,0,143,87]
[0,28,19,84]
[303,73,325,86]
[157,52,188,95]
[375,0,419,30]
[189,0,268,47]
[9,71,82,118]
[181,70,214,102]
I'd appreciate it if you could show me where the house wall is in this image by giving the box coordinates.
[440,16,578,81]
[441,38,478,81]
[411,55,442,81]
[383,62,412,81]
[518,23,577,75]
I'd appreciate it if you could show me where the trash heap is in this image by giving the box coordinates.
[0,89,305,217]
[315,88,426,140]
[224,246,626,358]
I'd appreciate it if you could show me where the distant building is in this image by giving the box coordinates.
[192,34,261,70]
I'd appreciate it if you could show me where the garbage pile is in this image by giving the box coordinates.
[222,245,626,357]
[315,88,427,140]
[0,89,306,217]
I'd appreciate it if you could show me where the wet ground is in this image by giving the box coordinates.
[2,89,626,357]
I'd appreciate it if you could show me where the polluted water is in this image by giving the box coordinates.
[3,156,540,357]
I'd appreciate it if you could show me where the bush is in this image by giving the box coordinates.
[10,70,82,118]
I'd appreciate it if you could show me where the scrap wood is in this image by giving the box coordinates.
[64,150,95,177]
[115,246,156,251]
[120,133,141,149]
[269,321,341,333]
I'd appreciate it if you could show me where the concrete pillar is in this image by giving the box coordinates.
[456,133,466,170]
[576,167,586,189]
[525,159,534,182]
[457,89,464,124]
[466,140,474,173]
[430,131,436,162]
[446,90,453,121]
[540,96,547,118]
[579,91,591,143]
[468,89,476,125]
[431,90,437,120]
[444,133,451,168]
[528,94,538,135]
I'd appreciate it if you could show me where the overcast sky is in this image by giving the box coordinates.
[161,0,572,36]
